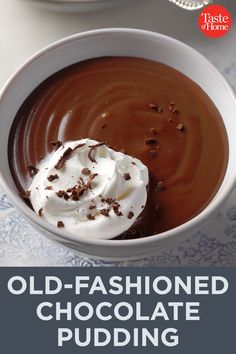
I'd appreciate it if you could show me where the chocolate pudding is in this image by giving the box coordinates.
[8,57,228,239]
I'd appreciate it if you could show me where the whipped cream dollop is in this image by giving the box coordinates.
[29,139,149,240]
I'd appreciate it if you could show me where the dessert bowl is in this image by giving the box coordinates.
[23,0,134,12]
[1,28,236,260]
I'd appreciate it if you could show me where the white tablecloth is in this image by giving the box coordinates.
[0,0,236,266]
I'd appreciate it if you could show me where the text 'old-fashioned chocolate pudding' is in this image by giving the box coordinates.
[8,57,228,239]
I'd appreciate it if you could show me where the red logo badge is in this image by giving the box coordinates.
[198,4,232,38]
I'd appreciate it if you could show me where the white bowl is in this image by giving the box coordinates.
[23,0,133,12]
[1,29,236,260]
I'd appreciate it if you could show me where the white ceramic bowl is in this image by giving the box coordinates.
[23,0,133,12]
[1,29,236,260]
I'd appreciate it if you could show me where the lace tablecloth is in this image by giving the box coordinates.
[1,181,236,266]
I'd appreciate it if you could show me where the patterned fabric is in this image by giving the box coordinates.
[1,183,236,266]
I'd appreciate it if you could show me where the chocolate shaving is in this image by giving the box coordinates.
[19,190,31,199]
[106,198,116,205]
[55,143,85,170]
[150,128,157,135]
[169,102,178,114]
[38,207,43,217]
[50,140,63,150]
[87,214,95,220]
[124,173,131,181]
[88,142,106,163]
[64,194,70,201]
[149,104,163,113]
[27,165,39,176]
[154,181,165,192]
[91,173,98,180]
[82,168,91,176]
[149,103,157,110]
[47,174,59,182]
[57,221,64,228]
[145,137,157,145]
[127,211,134,219]
[60,171,96,202]
[89,205,96,210]
[176,123,185,131]
[113,204,123,216]
[45,186,53,190]
[56,190,66,198]
[100,209,109,217]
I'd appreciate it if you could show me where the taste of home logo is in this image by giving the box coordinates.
[198,4,232,38]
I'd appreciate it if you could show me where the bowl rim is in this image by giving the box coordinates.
[1,27,236,248]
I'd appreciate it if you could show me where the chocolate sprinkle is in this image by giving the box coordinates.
[47,174,59,182]
[56,190,66,198]
[56,171,97,202]
[57,221,64,228]
[87,214,95,220]
[150,128,157,135]
[154,181,165,192]
[82,168,91,175]
[45,186,53,190]
[38,207,43,217]
[64,194,69,201]
[169,102,179,114]
[19,190,31,199]
[55,143,85,170]
[149,104,163,113]
[106,198,115,205]
[127,211,134,219]
[27,165,39,176]
[145,137,157,145]
[100,209,109,217]
[176,123,185,131]
[113,204,123,216]
[124,173,131,181]
[88,142,106,163]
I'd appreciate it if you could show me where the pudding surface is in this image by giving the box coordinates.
[8,57,228,238]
